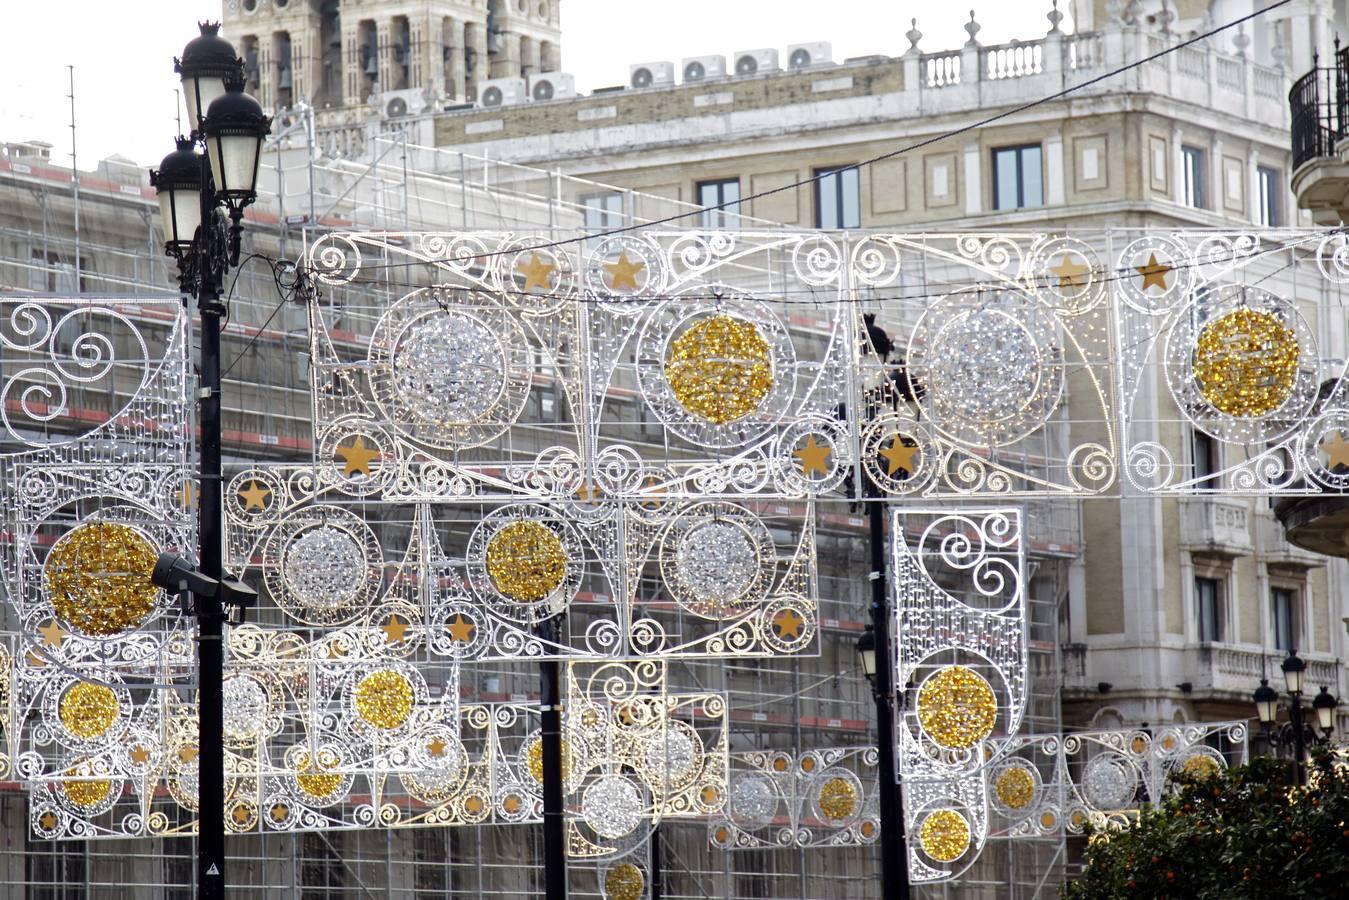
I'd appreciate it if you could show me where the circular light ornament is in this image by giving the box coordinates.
[286,744,350,806]
[1164,285,1317,446]
[58,682,120,741]
[44,522,158,637]
[919,808,971,863]
[390,311,506,424]
[908,287,1064,447]
[61,777,113,810]
[1192,309,1299,417]
[367,289,533,450]
[402,730,469,803]
[993,764,1038,813]
[729,772,778,828]
[522,733,572,785]
[486,520,567,603]
[603,862,645,900]
[283,525,366,609]
[660,503,772,620]
[1177,750,1222,781]
[641,723,701,788]
[1082,754,1137,810]
[354,668,415,731]
[664,313,773,424]
[222,674,270,743]
[816,775,860,823]
[581,774,643,839]
[917,665,997,750]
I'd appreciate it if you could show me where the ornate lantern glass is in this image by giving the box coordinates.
[1281,651,1306,695]
[175,22,240,132]
[150,138,203,257]
[201,75,271,215]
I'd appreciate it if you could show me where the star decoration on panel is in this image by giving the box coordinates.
[603,250,646,292]
[336,435,381,479]
[237,480,271,511]
[516,252,557,292]
[792,434,832,477]
[1048,253,1091,288]
[1135,252,1172,291]
[879,435,922,478]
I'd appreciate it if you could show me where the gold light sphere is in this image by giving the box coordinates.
[1180,753,1220,779]
[525,735,571,784]
[44,522,158,636]
[1193,309,1299,417]
[817,776,859,822]
[58,682,120,740]
[919,808,971,863]
[295,751,343,800]
[61,776,112,809]
[604,862,645,900]
[995,765,1036,810]
[354,668,415,730]
[917,665,997,749]
[485,520,567,603]
[665,314,773,424]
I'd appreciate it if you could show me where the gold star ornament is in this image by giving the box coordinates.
[39,812,57,830]
[428,737,447,758]
[446,614,476,644]
[37,620,66,649]
[336,436,380,478]
[237,480,271,512]
[129,745,151,764]
[516,252,556,292]
[879,435,921,477]
[1320,430,1349,471]
[381,616,409,644]
[793,434,832,477]
[772,609,806,640]
[1049,253,1091,289]
[231,805,251,825]
[1135,252,1172,291]
[602,250,645,292]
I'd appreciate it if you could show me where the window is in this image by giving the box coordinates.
[1272,587,1297,652]
[814,166,860,229]
[697,178,741,228]
[1182,145,1206,208]
[1257,165,1281,226]
[1195,576,1222,642]
[581,191,623,248]
[1192,427,1219,490]
[992,144,1043,210]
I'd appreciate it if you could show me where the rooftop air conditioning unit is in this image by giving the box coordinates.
[733,48,779,76]
[380,87,429,119]
[787,42,833,70]
[528,71,576,101]
[478,76,527,108]
[681,55,727,83]
[629,61,675,89]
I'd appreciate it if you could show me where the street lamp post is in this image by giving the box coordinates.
[150,23,270,900]
[852,316,911,900]
[1251,651,1339,785]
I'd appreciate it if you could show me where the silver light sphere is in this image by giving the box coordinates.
[391,313,507,425]
[283,526,367,609]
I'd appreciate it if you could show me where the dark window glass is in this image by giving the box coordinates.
[1196,576,1221,642]
[1183,145,1205,208]
[814,166,860,229]
[697,178,741,228]
[992,145,1043,210]
[1257,165,1281,226]
[581,192,623,248]
[1272,587,1296,652]
[1192,428,1219,490]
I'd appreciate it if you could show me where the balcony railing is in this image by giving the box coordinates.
[1290,47,1349,170]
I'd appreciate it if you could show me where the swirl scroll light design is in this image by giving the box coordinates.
[890,507,1027,883]
[708,747,880,850]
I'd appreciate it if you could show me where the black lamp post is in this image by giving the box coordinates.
[151,22,269,900]
[1251,651,1339,785]
[851,317,910,900]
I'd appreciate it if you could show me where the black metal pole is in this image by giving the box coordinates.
[868,495,909,900]
[1289,693,1307,786]
[539,617,567,899]
[649,824,663,900]
[196,163,227,900]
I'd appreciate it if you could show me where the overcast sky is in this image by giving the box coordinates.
[0,2,1073,169]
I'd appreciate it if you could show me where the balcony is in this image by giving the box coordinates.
[1180,497,1252,557]
[1289,48,1349,224]
[1256,513,1327,569]
[1200,644,1340,697]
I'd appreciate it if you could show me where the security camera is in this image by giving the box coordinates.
[151,552,258,612]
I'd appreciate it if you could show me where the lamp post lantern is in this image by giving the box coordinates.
[1251,651,1338,785]
[151,23,270,900]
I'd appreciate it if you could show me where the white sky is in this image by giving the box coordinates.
[0,1,1072,170]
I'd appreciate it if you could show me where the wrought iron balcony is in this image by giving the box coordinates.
[1289,45,1349,223]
